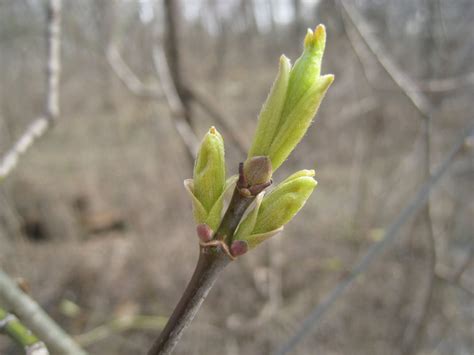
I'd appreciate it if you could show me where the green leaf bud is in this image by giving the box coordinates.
[234,192,265,242]
[184,179,207,226]
[248,55,291,158]
[183,127,230,231]
[247,24,333,172]
[252,169,317,234]
[282,25,327,116]
[239,227,284,250]
[184,175,237,231]
[268,74,333,170]
[235,170,317,249]
[193,126,226,212]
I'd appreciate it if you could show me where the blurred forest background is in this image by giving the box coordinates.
[0,0,473,354]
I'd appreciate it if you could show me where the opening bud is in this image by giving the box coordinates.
[243,156,273,186]
[193,126,226,212]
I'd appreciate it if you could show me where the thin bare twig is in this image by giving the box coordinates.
[273,122,474,355]
[162,0,192,126]
[75,315,167,347]
[152,45,200,159]
[44,0,61,122]
[337,96,377,123]
[106,44,162,99]
[105,38,199,161]
[147,172,258,355]
[340,4,438,351]
[340,1,433,118]
[0,118,49,181]
[401,110,436,355]
[185,86,248,155]
[0,0,61,181]
[417,71,474,92]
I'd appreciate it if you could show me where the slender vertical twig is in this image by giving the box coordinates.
[44,0,61,122]
[147,173,257,355]
[152,45,200,159]
[163,0,192,126]
[0,0,61,181]
[184,86,248,155]
[106,39,199,161]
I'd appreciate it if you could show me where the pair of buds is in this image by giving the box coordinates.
[196,223,248,259]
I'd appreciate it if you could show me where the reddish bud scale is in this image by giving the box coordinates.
[196,224,213,242]
[230,240,248,257]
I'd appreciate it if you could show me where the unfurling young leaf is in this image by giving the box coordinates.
[247,24,334,172]
[235,170,317,249]
[247,55,291,159]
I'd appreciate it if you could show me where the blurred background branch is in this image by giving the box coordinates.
[274,122,474,355]
[107,44,162,99]
[0,306,49,355]
[0,270,86,355]
[0,0,61,181]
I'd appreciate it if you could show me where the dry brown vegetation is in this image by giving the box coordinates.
[1,1,473,354]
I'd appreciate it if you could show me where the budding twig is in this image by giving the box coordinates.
[147,161,262,355]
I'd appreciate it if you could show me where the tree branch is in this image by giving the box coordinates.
[147,172,257,355]
[106,44,162,99]
[152,45,200,159]
[106,38,199,162]
[340,1,433,118]
[0,2,85,353]
[0,270,87,355]
[340,5,438,350]
[76,315,167,347]
[184,85,248,155]
[273,122,474,355]
[0,306,49,355]
[417,71,474,92]
[0,118,49,181]
[44,0,61,122]
[0,0,61,181]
